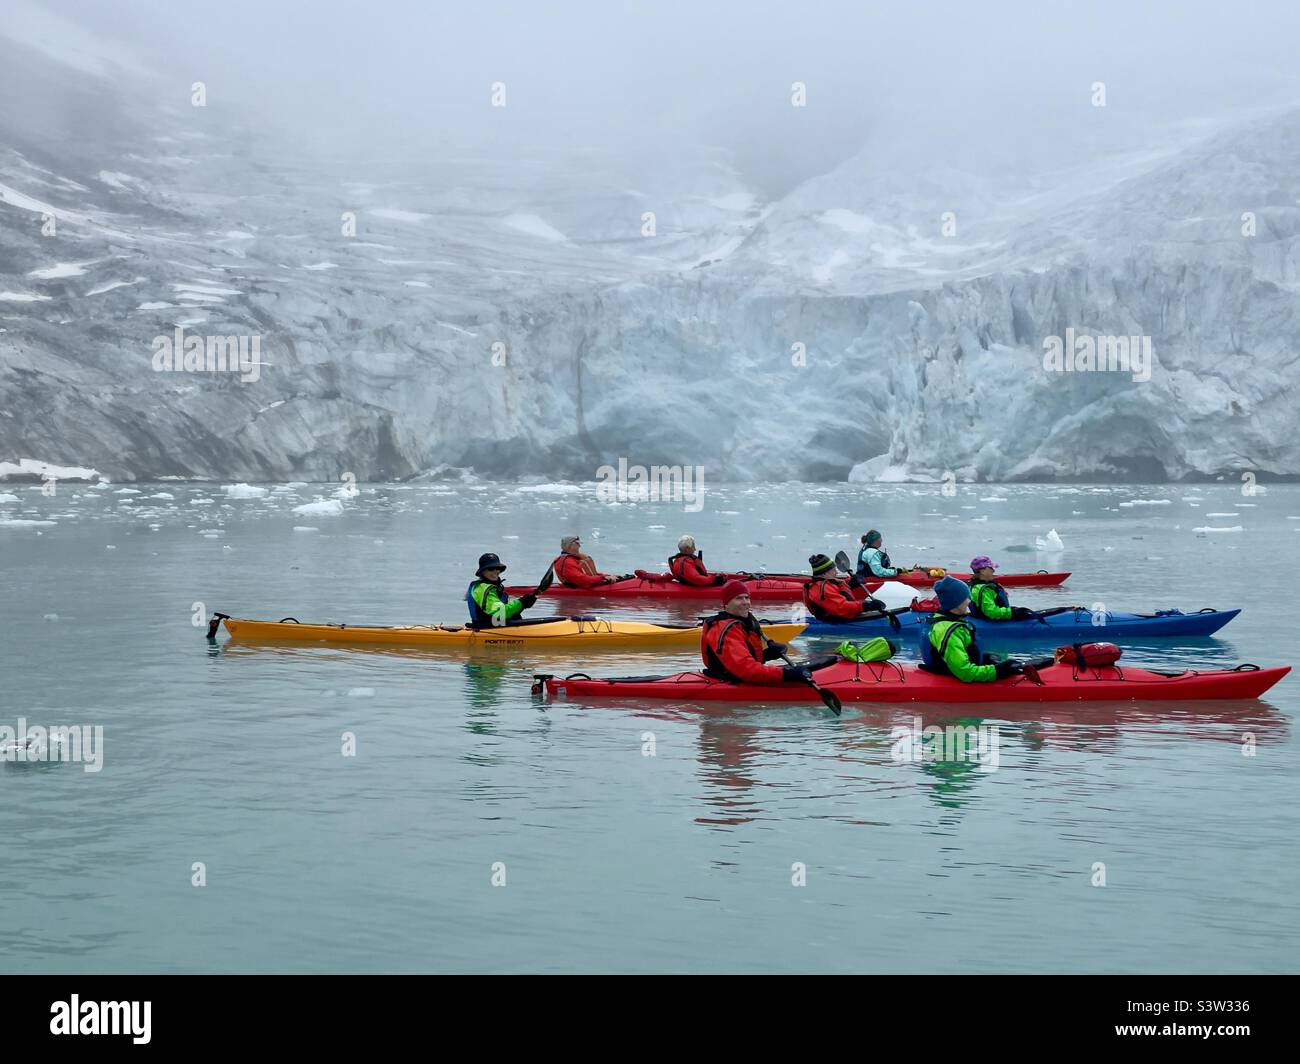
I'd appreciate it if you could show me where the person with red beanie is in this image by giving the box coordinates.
[700,580,810,685]
[803,553,887,624]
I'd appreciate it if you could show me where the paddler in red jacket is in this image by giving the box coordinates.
[701,580,811,685]
[668,535,725,587]
[552,534,621,588]
[803,553,887,624]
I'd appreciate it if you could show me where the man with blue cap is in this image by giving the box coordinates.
[920,576,1022,681]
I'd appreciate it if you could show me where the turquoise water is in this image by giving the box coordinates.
[1,481,1296,973]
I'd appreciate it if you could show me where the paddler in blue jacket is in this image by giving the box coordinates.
[921,576,1022,682]
[466,553,537,627]
[857,530,912,579]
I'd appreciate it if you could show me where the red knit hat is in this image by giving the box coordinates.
[719,579,749,604]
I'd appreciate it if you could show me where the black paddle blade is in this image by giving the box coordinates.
[834,550,853,573]
[535,567,555,595]
[816,683,842,715]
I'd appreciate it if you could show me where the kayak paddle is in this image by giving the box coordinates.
[534,567,555,596]
[770,642,842,715]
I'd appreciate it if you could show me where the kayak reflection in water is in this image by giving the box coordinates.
[667,535,725,587]
[803,553,887,623]
[919,576,1022,682]
[968,556,1038,621]
[701,580,818,685]
[857,529,913,579]
[466,552,537,627]
[553,535,622,587]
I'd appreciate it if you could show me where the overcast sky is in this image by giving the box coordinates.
[38,0,1300,191]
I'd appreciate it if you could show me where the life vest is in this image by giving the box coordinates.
[466,578,511,627]
[858,545,893,577]
[803,577,862,623]
[668,551,720,585]
[969,578,1009,619]
[553,552,598,586]
[700,612,765,682]
[920,615,982,676]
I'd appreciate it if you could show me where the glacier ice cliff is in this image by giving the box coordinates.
[2,16,1299,483]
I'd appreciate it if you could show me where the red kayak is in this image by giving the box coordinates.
[507,574,810,600]
[861,569,1069,589]
[539,660,1289,703]
[510,569,1070,600]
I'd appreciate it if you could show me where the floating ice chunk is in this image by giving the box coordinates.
[0,493,19,503]
[1205,512,1239,517]
[222,483,268,499]
[1118,499,1172,508]
[293,498,344,516]
[0,291,53,302]
[347,688,375,697]
[1193,526,1244,533]
[149,492,175,500]
[293,526,319,532]
[1035,529,1065,551]
[515,483,584,495]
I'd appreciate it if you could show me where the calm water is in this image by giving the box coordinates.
[1,480,1296,973]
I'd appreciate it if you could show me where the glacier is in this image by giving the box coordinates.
[1,15,1299,484]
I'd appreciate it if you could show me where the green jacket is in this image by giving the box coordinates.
[970,580,1013,621]
[928,618,996,682]
[468,579,525,626]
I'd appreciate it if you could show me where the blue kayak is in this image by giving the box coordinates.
[802,607,1241,642]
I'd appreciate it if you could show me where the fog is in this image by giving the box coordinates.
[40,0,1300,192]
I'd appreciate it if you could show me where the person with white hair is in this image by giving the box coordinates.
[667,534,725,587]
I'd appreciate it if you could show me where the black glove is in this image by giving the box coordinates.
[847,572,863,588]
[762,642,786,661]
[519,593,537,609]
[1011,606,1036,620]
[782,665,811,683]
[993,660,1023,679]
[863,596,886,612]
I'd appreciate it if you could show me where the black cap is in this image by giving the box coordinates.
[476,552,507,576]
[809,553,836,576]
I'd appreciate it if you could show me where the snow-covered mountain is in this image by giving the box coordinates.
[2,8,1298,482]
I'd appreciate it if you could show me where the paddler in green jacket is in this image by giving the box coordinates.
[921,576,1022,681]
[968,556,1037,621]
[466,552,537,627]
